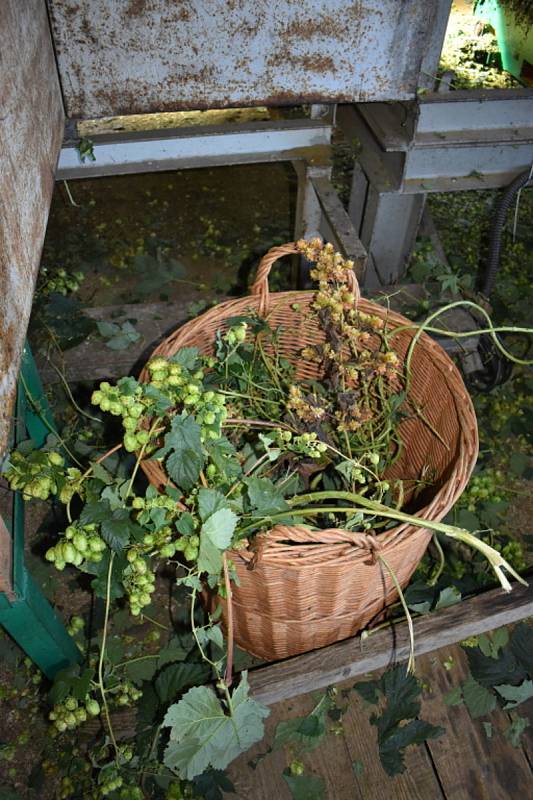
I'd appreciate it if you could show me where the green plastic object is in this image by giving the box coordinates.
[0,343,81,678]
[475,0,533,80]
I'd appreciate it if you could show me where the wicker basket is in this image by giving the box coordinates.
[139,243,478,660]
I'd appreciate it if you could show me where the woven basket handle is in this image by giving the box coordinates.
[261,525,380,551]
[250,241,361,316]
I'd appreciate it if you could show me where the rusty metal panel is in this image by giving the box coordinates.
[47,0,450,119]
[0,0,65,456]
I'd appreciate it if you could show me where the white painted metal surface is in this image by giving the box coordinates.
[56,120,331,178]
[47,0,451,119]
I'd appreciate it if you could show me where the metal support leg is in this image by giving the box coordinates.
[292,160,328,242]
[0,342,81,678]
[292,160,330,285]
[347,161,369,234]
[357,187,426,288]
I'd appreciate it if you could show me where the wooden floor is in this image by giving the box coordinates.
[228,641,533,800]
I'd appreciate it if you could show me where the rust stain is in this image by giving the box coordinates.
[298,54,338,73]
[49,1,430,118]
[281,13,349,41]
[283,143,331,166]
[127,0,148,18]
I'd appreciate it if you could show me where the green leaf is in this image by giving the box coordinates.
[156,662,210,704]
[205,438,241,482]
[282,773,325,800]
[176,513,195,536]
[443,686,463,706]
[454,509,480,531]
[197,508,238,575]
[465,643,527,688]
[509,452,528,476]
[198,489,229,522]
[462,675,497,719]
[80,499,112,525]
[505,715,529,747]
[201,508,237,549]
[374,667,422,735]
[206,625,224,652]
[352,761,364,775]
[165,415,204,491]
[510,623,533,675]
[477,634,493,659]
[117,376,139,396]
[353,679,380,705]
[82,551,126,599]
[178,574,204,591]
[105,636,125,665]
[163,672,269,779]
[362,666,444,776]
[245,476,290,516]
[379,719,444,776]
[143,384,174,414]
[273,713,326,752]
[91,463,113,484]
[125,657,159,684]
[97,319,140,350]
[49,666,92,705]
[197,537,223,576]
[171,347,200,370]
[491,627,509,655]
[101,509,134,552]
[437,272,460,295]
[158,635,195,666]
[495,680,533,710]
[404,581,436,614]
[435,586,461,610]
[192,769,236,800]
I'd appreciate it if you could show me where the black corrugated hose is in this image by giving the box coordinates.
[483,167,533,297]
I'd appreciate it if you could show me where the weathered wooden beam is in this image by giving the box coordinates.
[310,175,368,272]
[0,0,64,458]
[248,583,533,705]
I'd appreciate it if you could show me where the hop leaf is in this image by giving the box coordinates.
[197,508,238,575]
[164,415,205,491]
[163,673,269,779]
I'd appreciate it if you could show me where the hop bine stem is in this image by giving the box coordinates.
[240,490,528,593]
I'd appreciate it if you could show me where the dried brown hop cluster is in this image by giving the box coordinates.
[296,238,355,284]
[289,238,401,442]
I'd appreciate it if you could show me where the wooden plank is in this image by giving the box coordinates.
[0,0,64,457]
[228,691,363,799]
[519,698,533,768]
[311,175,368,269]
[0,516,14,598]
[248,584,533,705]
[341,686,445,800]
[419,645,533,799]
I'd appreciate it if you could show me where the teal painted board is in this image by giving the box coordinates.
[19,344,57,449]
[0,571,82,679]
[0,342,81,677]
